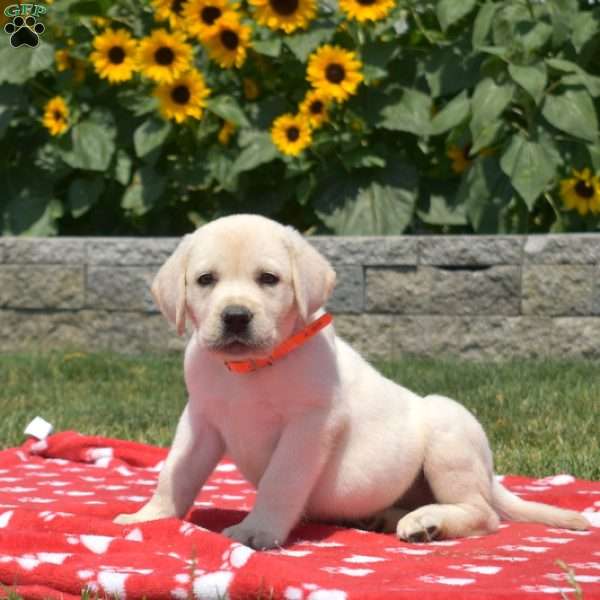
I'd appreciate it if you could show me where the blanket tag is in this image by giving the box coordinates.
[24,416,54,440]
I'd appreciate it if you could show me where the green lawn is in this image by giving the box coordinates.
[0,351,598,480]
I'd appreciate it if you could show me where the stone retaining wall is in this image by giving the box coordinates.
[1,235,599,360]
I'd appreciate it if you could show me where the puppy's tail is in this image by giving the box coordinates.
[491,479,589,530]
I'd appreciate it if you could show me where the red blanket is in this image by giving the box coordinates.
[0,432,598,599]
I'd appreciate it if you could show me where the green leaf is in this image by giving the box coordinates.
[457,156,514,233]
[252,38,282,57]
[2,166,61,235]
[314,164,418,235]
[340,148,386,170]
[430,91,470,135]
[0,106,14,140]
[424,41,482,98]
[121,166,166,215]
[61,117,116,171]
[361,40,397,83]
[0,40,54,84]
[508,63,547,105]
[133,117,171,159]
[571,9,600,53]
[114,150,133,186]
[437,0,477,31]
[472,2,498,48]
[284,21,335,62]
[377,88,432,136]
[542,88,598,143]
[470,78,513,152]
[517,20,552,53]
[231,131,279,176]
[417,192,467,226]
[546,58,600,97]
[206,95,250,127]
[499,133,557,209]
[68,176,105,218]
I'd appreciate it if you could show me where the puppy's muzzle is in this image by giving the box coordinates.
[222,305,253,336]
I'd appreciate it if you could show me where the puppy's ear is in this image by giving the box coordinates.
[286,227,336,322]
[151,234,194,336]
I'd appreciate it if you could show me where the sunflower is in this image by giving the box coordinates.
[447,144,472,174]
[42,96,69,136]
[248,0,316,33]
[243,77,260,100]
[218,120,236,144]
[152,0,190,29]
[203,11,251,69]
[560,168,600,216]
[271,113,312,156]
[154,69,211,123]
[182,0,231,40]
[299,89,329,128]
[338,0,396,22]
[90,28,137,84]
[138,29,193,83]
[306,45,363,102]
[55,48,86,82]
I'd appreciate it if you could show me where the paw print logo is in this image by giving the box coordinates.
[4,15,45,48]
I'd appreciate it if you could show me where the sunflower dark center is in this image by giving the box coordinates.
[310,100,323,115]
[201,5,222,24]
[575,179,595,199]
[221,29,239,50]
[269,0,299,16]
[53,110,64,121]
[286,126,300,142]
[357,0,376,4]
[325,63,345,84]
[108,46,125,64]
[155,46,175,65]
[171,85,191,104]
[171,0,185,14]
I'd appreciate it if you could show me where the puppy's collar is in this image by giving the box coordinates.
[224,313,333,374]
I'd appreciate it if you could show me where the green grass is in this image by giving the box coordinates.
[0,351,598,480]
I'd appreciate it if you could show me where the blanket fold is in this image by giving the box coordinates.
[0,432,597,599]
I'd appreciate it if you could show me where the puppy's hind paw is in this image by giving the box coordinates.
[397,511,442,543]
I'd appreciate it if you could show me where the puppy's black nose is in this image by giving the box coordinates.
[222,305,253,334]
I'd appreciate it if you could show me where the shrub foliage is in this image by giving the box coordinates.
[1,0,600,235]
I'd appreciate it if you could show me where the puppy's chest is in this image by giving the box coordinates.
[204,388,288,486]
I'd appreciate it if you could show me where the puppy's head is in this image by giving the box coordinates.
[152,215,336,359]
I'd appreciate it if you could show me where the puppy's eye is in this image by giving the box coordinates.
[197,273,216,286]
[258,272,280,286]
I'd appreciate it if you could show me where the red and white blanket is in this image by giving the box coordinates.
[0,431,598,599]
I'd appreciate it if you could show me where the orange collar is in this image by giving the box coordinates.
[225,313,333,374]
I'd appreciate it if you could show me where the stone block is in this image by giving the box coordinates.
[522,265,594,316]
[86,267,157,312]
[524,235,600,264]
[0,309,87,352]
[0,266,85,309]
[420,236,523,265]
[310,236,417,266]
[366,266,520,316]
[83,310,186,353]
[389,316,465,358]
[87,238,178,266]
[2,238,86,264]
[327,265,364,313]
[333,314,395,361]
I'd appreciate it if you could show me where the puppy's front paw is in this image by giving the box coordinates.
[222,522,283,550]
[114,512,145,525]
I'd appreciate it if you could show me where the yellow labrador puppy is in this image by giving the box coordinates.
[115,214,588,549]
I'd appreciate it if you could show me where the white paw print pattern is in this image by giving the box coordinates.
[0,434,598,599]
